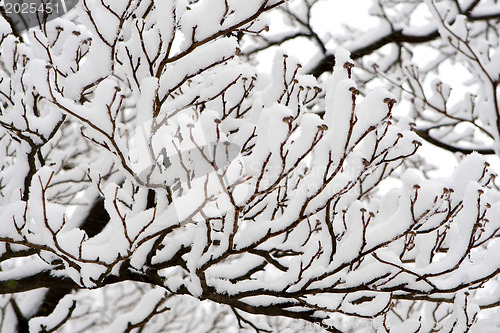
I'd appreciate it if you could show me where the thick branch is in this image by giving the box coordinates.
[415,129,495,155]
[309,29,439,77]
[309,0,493,77]
[0,270,77,294]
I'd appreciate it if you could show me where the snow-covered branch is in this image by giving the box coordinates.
[1,0,500,332]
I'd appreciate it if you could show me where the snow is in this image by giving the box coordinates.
[3,0,500,331]
[136,77,159,126]
[154,1,175,42]
[63,36,113,99]
[343,21,392,55]
[105,288,166,332]
[158,37,238,98]
[0,14,11,35]
[388,319,423,332]
[0,257,52,282]
[284,113,324,170]
[442,152,488,197]
[352,87,392,143]
[472,3,500,18]
[29,295,76,333]
[206,254,264,280]
[56,228,86,258]
[325,77,357,160]
[341,292,391,317]
[152,228,195,265]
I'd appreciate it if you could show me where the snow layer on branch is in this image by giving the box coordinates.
[0,257,52,282]
[0,14,11,35]
[352,87,392,142]
[29,295,76,333]
[63,37,112,100]
[136,77,159,125]
[6,1,500,330]
[159,36,238,98]
[154,0,175,42]
[179,0,267,47]
[104,288,166,332]
[151,228,196,265]
[343,22,392,57]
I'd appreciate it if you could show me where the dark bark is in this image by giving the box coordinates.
[415,129,496,155]
[33,286,74,318]
[309,29,440,78]
[78,197,110,238]
[308,0,489,78]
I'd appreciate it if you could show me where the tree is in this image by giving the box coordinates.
[0,0,500,332]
